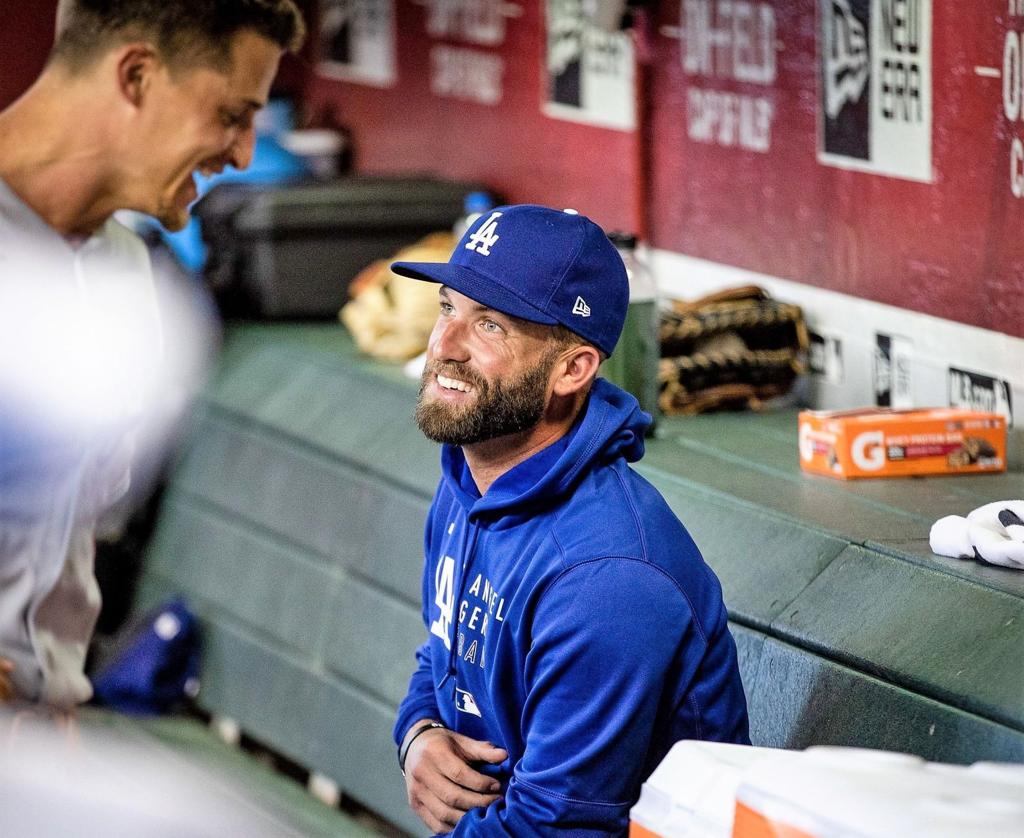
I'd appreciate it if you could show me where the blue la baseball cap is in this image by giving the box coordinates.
[390,204,629,357]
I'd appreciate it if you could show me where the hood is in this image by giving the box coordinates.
[440,378,650,523]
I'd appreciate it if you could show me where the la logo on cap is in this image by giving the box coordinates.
[572,296,591,317]
[465,211,503,256]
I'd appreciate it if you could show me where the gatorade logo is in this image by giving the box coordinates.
[851,430,885,471]
[464,211,503,256]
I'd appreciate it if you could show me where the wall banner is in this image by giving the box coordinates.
[809,332,845,385]
[874,332,913,408]
[818,0,932,181]
[948,367,1014,425]
[424,0,517,106]
[317,0,396,87]
[677,0,780,154]
[543,0,636,131]
[992,2,1024,198]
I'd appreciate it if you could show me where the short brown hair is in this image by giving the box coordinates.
[550,323,606,361]
[52,0,306,72]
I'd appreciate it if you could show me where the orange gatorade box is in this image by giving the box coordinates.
[798,408,1006,479]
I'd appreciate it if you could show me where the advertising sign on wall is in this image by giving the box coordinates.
[425,0,518,106]
[543,0,635,131]
[809,332,845,385]
[986,1,1024,198]
[874,333,913,408]
[818,0,932,181]
[948,367,1014,425]
[317,0,396,87]
[677,0,780,153]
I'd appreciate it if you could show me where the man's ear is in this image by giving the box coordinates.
[115,44,159,107]
[551,344,602,397]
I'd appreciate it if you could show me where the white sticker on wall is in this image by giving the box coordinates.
[543,0,636,131]
[948,367,1014,425]
[875,333,913,408]
[818,0,932,182]
[810,332,845,385]
[318,0,396,88]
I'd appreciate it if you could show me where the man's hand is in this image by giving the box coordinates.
[404,725,507,834]
[0,659,14,702]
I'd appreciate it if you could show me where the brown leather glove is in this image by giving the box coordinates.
[658,286,808,415]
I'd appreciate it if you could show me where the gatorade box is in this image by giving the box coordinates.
[797,408,1006,479]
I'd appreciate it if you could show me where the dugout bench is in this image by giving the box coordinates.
[128,324,1024,837]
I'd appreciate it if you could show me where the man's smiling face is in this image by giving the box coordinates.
[416,287,565,446]
[133,29,282,231]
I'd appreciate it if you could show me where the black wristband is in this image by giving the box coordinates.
[399,721,447,773]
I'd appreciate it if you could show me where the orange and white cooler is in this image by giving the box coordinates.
[628,742,783,838]
[630,742,1024,837]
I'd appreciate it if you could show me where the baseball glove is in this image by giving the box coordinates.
[340,232,455,361]
[658,285,808,415]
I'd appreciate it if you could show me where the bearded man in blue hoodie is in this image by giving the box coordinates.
[391,205,750,836]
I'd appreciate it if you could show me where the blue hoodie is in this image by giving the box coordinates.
[395,379,750,836]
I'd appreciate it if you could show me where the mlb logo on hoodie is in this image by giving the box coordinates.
[456,688,482,717]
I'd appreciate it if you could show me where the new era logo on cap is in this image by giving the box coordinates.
[389,204,629,356]
[572,296,591,317]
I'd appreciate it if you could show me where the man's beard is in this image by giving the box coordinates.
[415,353,557,446]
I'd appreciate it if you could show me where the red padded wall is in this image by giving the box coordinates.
[305,2,640,234]
[645,1,1023,337]
[0,3,58,110]
[306,1,1024,339]
[5,2,1022,338]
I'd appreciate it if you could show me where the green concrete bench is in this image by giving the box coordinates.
[135,324,1024,836]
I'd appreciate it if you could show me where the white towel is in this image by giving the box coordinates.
[930,501,1024,570]
[967,500,1024,569]
[928,515,973,559]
